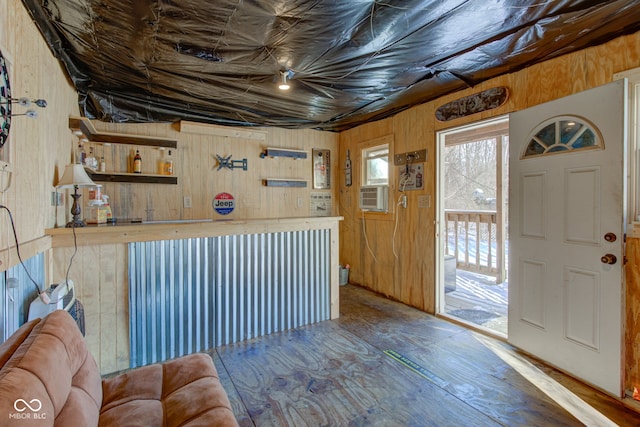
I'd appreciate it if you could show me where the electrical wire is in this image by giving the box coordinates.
[392,173,412,258]
[0,205,42,294]
[64,223,78,289]
[361,209,378,262]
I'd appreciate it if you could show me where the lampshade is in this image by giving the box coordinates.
[57,163,96,188]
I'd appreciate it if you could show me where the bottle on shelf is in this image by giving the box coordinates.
[100,156,106,172]
[76,144,86,165]
[164,150,174,175]
[102,195,113,222]
[85,147,98,170]
[133,149,142,173]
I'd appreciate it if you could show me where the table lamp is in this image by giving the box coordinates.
[57,163,96,227]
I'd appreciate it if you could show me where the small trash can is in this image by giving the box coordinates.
[339,265,350,286]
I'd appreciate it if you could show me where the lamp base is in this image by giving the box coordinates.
[65,218,86,228]
[65,189,86,228]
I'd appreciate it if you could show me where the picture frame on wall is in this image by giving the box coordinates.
[312,148,330,189]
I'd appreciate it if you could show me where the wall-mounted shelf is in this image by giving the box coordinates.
[69,117,177,148]
[86,169,177,185]
[260,147,307,159]
[69,117,178,184]
[263,179,307,187]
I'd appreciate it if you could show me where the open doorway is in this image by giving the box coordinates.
[436,116,509,336]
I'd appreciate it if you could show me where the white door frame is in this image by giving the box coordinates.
[435,115,509,316]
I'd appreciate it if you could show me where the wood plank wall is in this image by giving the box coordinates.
[83,122,338,221]
[626,238,640,395]
[4,0,640,395]
[0,0,79,270]
[338,32,640,393]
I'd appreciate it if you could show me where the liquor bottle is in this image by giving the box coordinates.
[77,144,86,165]
[133,150,142,173]
[164,150,174,175]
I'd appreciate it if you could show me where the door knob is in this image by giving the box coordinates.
[601,254,617,265]
[604,232,617,242]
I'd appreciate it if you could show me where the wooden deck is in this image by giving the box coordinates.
[444,269,508,335]
[212,284,640,426]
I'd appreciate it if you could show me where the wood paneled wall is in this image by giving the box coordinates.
[626,237,640,396]
[83,122,338,221]
[338,32,640,393]
[51,243,129,373]
[0,0,79,269]
[4,0,640,398]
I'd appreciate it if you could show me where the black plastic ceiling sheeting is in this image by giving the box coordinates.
[22,0,640,132]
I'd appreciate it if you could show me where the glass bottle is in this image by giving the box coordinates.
[164,150,174,175]
[77,144,86,164]
[86,147,97,170]
[133,150,142,173]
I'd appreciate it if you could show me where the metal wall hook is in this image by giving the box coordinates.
[11,109,37,118]
[1,97,47,108]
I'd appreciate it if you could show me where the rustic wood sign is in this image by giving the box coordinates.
[436,86,509,121]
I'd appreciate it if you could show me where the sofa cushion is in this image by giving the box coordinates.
[0,310,102,426]
[100,353,238,426]
[0,318,39,370]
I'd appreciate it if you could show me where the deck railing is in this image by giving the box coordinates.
[445,209,505,282]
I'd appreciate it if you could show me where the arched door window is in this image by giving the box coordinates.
[521,115,602,159]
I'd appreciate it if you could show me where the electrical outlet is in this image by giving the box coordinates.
[0,162,12,193]
[183,196,192,208]
[51,191,63,206]
[6,277,19,289]
[418,195,431,208]
[400,194,407,208]
[297,197,303,208]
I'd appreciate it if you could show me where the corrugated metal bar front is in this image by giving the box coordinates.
[129,229,330,368]
[1,252,44,342]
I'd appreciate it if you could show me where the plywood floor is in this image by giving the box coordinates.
[211,285,640,426]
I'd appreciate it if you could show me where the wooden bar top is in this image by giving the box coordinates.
[45,217,343,247]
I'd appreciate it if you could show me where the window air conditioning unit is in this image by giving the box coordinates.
[359,185,389,212]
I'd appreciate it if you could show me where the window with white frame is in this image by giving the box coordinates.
[362,143,389,186]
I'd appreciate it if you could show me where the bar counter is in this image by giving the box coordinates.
[46,216,342,246]
[45,216,342,374]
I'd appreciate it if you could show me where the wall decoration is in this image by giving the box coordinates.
[260,147,307,159]
[263,179,307,187]
[312,148,330,189]
[344,149,352,187]
[310,192,332,217]
[0,49,11,149]
[398,163,424,191]
[435,87,509,122]
[212,192,235,215]
[215,154,247,171]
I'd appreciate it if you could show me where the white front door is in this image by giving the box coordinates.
[508,80,627,396]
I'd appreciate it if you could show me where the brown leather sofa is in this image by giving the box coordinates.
[0,310,238,426]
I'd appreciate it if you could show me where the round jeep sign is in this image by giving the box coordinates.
[213,192,235,215]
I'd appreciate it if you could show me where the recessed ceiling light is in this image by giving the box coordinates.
[278,71,290,90]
